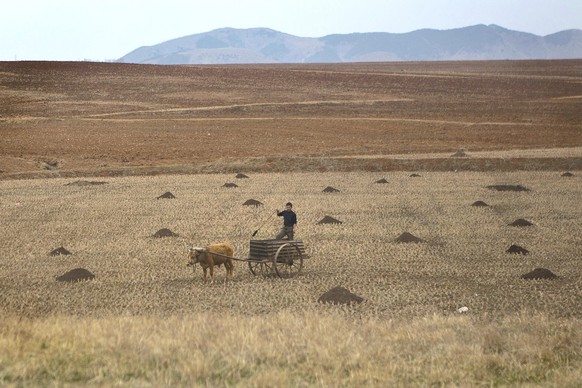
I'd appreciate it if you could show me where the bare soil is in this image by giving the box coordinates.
[1,60,581,178]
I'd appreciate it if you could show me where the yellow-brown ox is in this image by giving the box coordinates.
[187,242,234,282]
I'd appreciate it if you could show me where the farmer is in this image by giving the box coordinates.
[275,202,297,240]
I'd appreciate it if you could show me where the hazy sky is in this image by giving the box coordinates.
[2,0,581,61]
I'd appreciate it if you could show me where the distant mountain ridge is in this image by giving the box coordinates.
[119,25,582,64]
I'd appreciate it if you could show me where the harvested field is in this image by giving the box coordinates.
[1,171,581,386]
[1,59,581,385]
[1,171,579,319]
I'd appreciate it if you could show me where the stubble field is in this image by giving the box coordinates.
[1,171,581,385]
[1,60,581,386]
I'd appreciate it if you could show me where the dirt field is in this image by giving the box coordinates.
[1,60,582,385]
[1,60,581,178]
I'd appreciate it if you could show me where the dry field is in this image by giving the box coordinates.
[1,60,582,385]
[1,171,581,385]
[1,171,581,318]
[1,60,581,178]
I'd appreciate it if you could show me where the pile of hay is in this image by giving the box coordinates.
[486,184,530,192]
[317,216,342,225]
[375,178,388,184]
[243,199,263,207]
[322,186,340,193]
[506,244,529,255]
[235,173,249,179]
[521,268,558,280]
[153,228,178,238]
[56,268,95,282]
[50,246,72,256]
[318,286,364,305]
[65,180,108,186]
[471,200,490,207]
[157,192,176,199]
[222,182,238,188]
[394,232,424,243]
[509,219,534,227]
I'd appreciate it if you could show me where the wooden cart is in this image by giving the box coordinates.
[246,239,306,278]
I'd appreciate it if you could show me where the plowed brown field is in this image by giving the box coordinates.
[1,60,581,178]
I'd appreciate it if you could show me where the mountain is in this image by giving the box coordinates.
[118,25,582,64]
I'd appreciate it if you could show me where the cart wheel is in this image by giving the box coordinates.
[273,242,303,278]
[248,260,273,276]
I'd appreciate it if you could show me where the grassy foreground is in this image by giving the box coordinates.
[1,311,581,386]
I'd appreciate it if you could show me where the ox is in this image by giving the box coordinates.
[187,242,234,282]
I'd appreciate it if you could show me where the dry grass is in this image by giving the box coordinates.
[1,171,580,318]
[1,171,581,385]
[1,312,581,386]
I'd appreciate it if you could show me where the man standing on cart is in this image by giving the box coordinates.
[275,202,297,240]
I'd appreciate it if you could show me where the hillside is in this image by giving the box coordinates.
[119,25,582,64]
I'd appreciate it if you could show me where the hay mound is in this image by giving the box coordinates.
[323,186,340,193]
[317,216,342,225]
[235,173,249,179]
[521,268,558,280]
[561,172,574,177]
[394,232,424,243]
[223,182,239,188]
[451,149,468,157]
[409,173,422,178]
[375,178,388,184]
[157,192,176,199]
[65,180,108,186]
[506,244,529,255]
[318,286,364,305]
[153,228,178,238]
[56,268,95,282]
[471,200,490,207]
[487,184,529,192]
[50,246,72,256]
[509,219,534,227]
[243,199,263,207]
